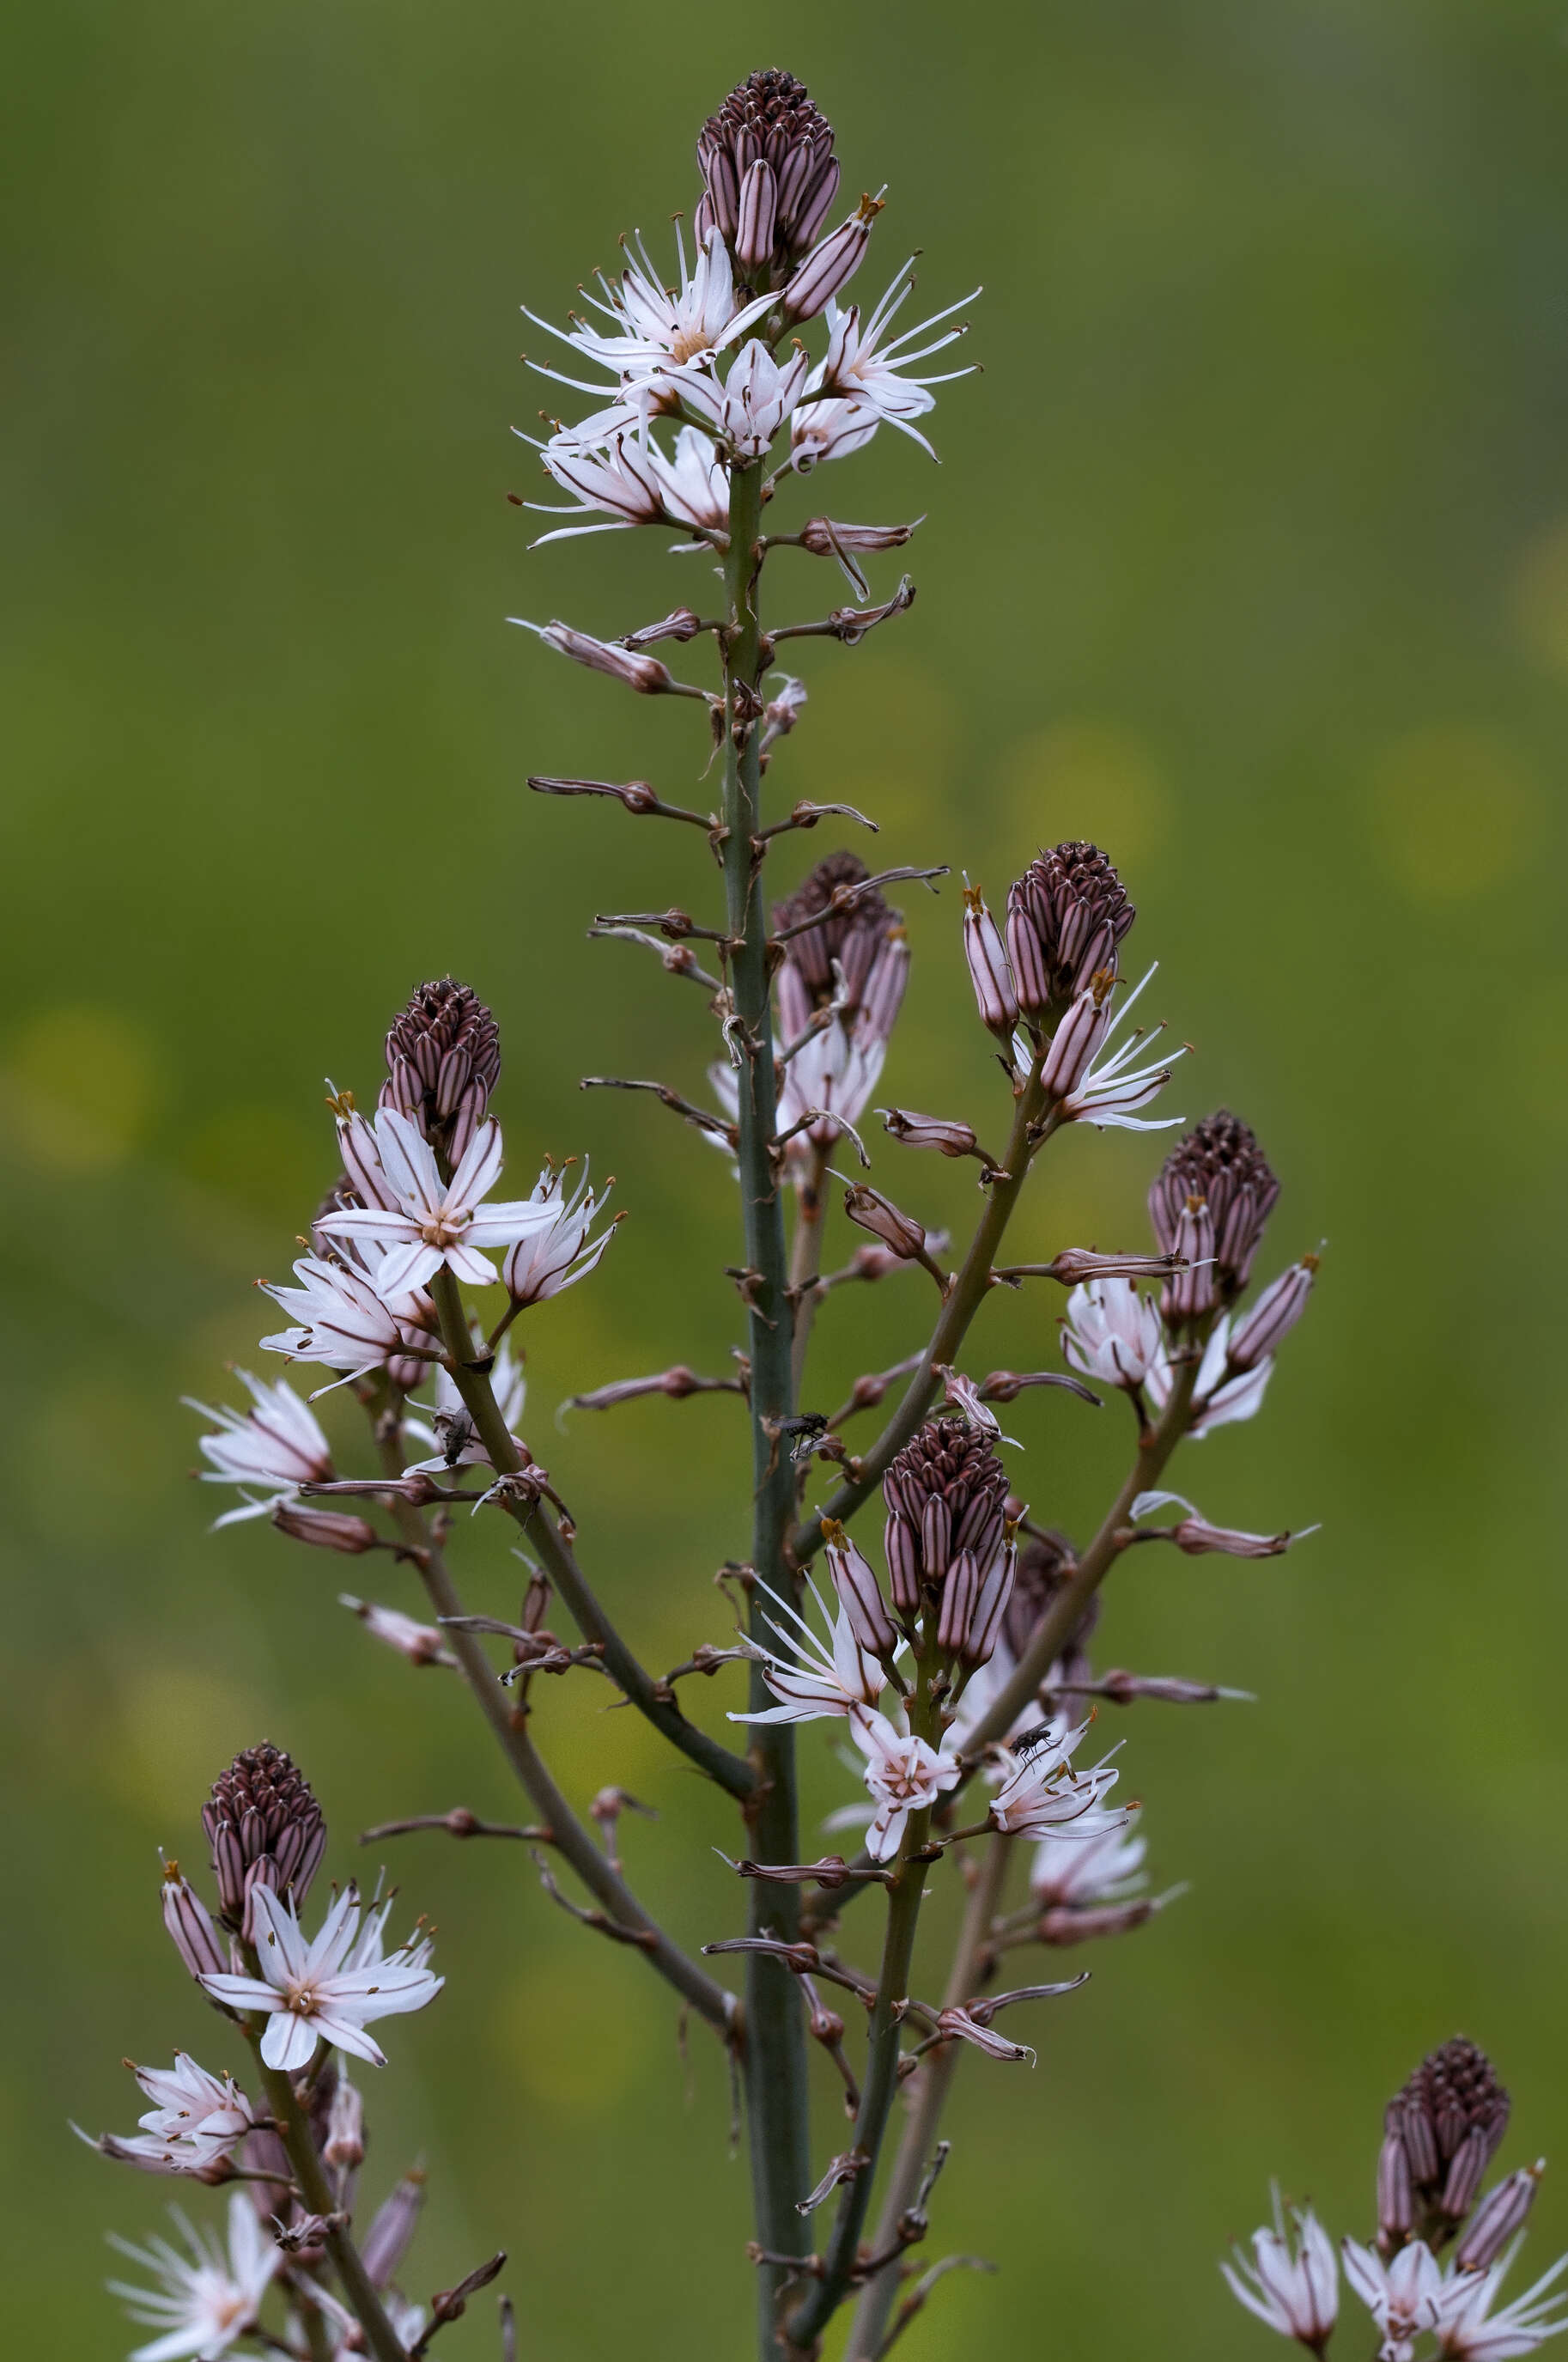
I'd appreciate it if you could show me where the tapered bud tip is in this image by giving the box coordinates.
[201,1742,327,1927]
[1385,2037,1511,2219]
[774,851,902,1010]
[381,978,501,1160]
[1007,841,1135,1016]
[883,1416,1009,1603]
[697,72,839,276]
[1150,1110,1280,1300]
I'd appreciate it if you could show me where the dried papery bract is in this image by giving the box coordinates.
[82,63,1347,2362]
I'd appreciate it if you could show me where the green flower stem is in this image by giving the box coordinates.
[247,2047,408,2362]
[787,1067,1061,1567]
[364,1370,737,2036]
[784,1679,946,2353]
[420,1270,754,1801]
[717,456,815,2344]
[960,1347,1203,1754]
[848,1830,1013,2359]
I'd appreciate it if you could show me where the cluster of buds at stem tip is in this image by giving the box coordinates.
[1151,1111,1281,1317]
[881,1416,1016,1664]
[774,851,906,1023]
[1007,841,1136,1021]
[696,69,842,291]
[201,1742,326,1939]
[963,841,1134,1037]
[1377,2036,1512,2254]
[380,977,501,1167]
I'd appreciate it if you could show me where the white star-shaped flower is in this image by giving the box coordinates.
[199,1884,442,2072]
[316,1110,556,1299]
[108,2192,278,2362]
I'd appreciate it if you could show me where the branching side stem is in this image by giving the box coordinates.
[848,1832,1012,2357]
[364,1371,736,2036]
[788,1066,1061,1562]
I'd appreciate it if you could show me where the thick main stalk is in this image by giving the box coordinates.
[720,458,815,2335]
[250,2053,408,2362]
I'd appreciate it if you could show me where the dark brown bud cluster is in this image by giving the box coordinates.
[1000,1528,1099,1667]
[883,1417,1008,1627]
[1006,842,1134,1020]
[774,852,902,1012]
[696,70,840,286]
[202,1742,326,1936]
[1377,2037,1511,2254]
[775,851,909,1059]
[380,978,501,1166]
[1150,1111,1280,1317]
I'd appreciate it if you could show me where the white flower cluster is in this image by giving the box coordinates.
[513,196,975,562]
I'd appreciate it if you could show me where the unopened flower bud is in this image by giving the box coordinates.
[1005,842,1134,1020]
[842,1181,926,1261]
[1161,1198,1217,1321]
[380,978,501,1165]
[341,1596,456,1667]
[963,1530,1018,1669]
[774,851,902,1013]
[696,70,839,277]
[935,1547,980,1656]
[1380,2037,1510,2242]
[781,194,881,323]
[735,155,780,271]
[161,1860,227,1982]
[202,1742,327,1935]
[272,1501,380,1555]
[361,2168,426,2289]
[1455,2164,1543,2271]
[322,2075,365,2173]
[821,1518,896,1656]
[1377,2131,1416,2250]
[1229,1257,1318,1372]
[1151,1112,1281,1307]
[879,1107,979,1159]
[1040,973,1114,1099]
[882,1417,1009,1624]
[963,885,1018,1038]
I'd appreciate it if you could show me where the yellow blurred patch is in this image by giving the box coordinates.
[996,721,1172,867]
[498,1951,651,2113]
[1510,518,1568,675]
[3,1004,161,1172]
[179,1105,326,1227]
[793,654,957,841]
[1368,725,1540,901]
[104,1660,272,1825]
[1510,976,1568,1134]
[26,1373,173,1543]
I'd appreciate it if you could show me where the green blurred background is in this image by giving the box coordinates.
[5,0,1568,2352]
